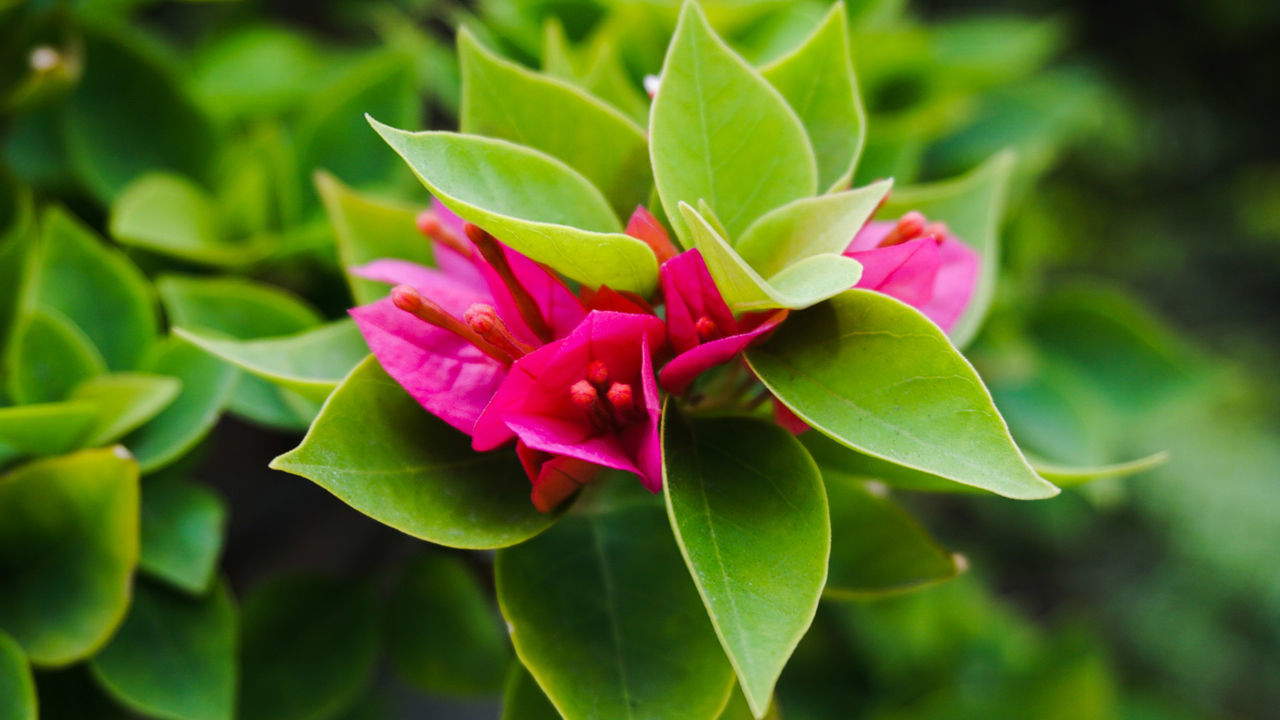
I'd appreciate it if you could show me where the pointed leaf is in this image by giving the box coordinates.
[651,2,816,243]
[0,447,139,666]
[880,152,1014,348]
[314,172,432,305]
[496,501,736,720]
[502,665,560,720]
[175,320,367,403]
[681,203,861,312]
[460,30,651,219]
[0,401,97,459]
[140,477,226,595]
[1029,452,1169,489]
[0,631,36,720]
[734,180,891,277]
[69,373,182,447]
[124,338,238,474]
[662,406,828,717]
[90,580,237,720]
[270,357,557,549]
[761,3,866,191]
[748,290,1058,499]
[387,553,509,697]
[239,575,378,720]
[5,307,106,405]
[33,207,157,371]
[370,122,658,294]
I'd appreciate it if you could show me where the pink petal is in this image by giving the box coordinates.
[660,249,737,355]
[350,299,506,436]
[350,259,485,317]
[846,220,895,252]
[475,242,586,345]
[630,335,663,491]
[472,344,555,451]
[773,399,810,435]
[918,238,980,332]
[846,238,942,308]
[659,310,787,395]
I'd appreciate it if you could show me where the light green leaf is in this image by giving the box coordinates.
[90,580,237,720]
[315,171,432,305]
[0,631,35,720]
[370,122,657,294]
[880,151,1015,348]
[175,320,367,403]
[540,20,649,125]
[33,207,157,371]
[0,177,34,355]
[1029,452,1169,489]
[651,2,816,242]
[69,373,182,447]
[460,30,650,219]
[0,447,139,667]
[761,2,866,191]
[496,500,736,720]
[0,401,97,459]
[270,357,557,549]
[662,407,828,718]
[734,180,892,277]
[239,575,378,720]
[63,26,217,201]
[110,174,274,267]
[502,665,560,720]
[140,477,226,595]
[124,338,238,474]
[821,473,961,598]
[387,553,509,697]
[190,26,328,119]
[5,307,106,405]
[681,203,862,312]
[716,685,779,720]
[748,290,1058,500]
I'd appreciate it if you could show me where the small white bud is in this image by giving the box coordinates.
[643,74,661,98]
[30,45,61,73]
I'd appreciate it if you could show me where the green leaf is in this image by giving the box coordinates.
[540,20,649,125]
[734,180,891,277]
[502,665,560,720]
[460,30,651,220]
[271,357,557,549]
[680,203,862,312]
[761,2,866,191]
[0,177,34,355]
[110,174,274,267]
[650,2,816,243]
[387,553,509,697]
[748,290,1058,499]
[123,338,238,474]
[69,373,182,447]
[821,473,960,598]
[496,500,736,720]
[239,574,378,720]
[0,631,36,720]
[0,401,97,459]
[5,307,106,405]
[63,26,217,201]
[139,477,226,595]
[716,686,779,720]
[661,407,829,717]
[175,320,368,403]
[880,151,1015,348]
[89,580,237,720]
[33,207,157,371]
[315,171,433,305]
[1029,452,1169,489]
[370,122,658,295]
[0,447,139,666]
[190,26,328,119]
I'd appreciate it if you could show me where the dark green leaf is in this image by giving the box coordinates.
[496,500,736,720]
[90,580,237,720]
[0,631,36,720]
[271,357,557,549]
[4,307,106,405]
[239,575,378,720]
[662,407,828,717]
[748,290,1058,499]
[387,553,509,697]
[139,477,226,595]
[0,401,97,459]
[0,447,139,666]
[502,665,560,720]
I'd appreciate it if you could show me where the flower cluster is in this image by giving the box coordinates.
[350,201,978,511]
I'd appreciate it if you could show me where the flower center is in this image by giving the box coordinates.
[391,286,514,366]
[878,212,950,247]
[695,315,721,342]
[465,223,555,343]
[569,362,638,434]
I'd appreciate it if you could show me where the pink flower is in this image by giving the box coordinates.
[517,442,601,513]
[844,211,980,332]
[659,249,787,395]
[473,311,667,492]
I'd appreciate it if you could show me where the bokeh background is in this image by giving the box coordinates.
[2,0,1278,718]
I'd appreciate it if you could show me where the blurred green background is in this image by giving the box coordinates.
[1,0,1277,718]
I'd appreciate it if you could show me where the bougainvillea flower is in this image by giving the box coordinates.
[348,205,585,436]
[517,442,601,513]
[472,311,667,492]
[659,249,787,395]
[844,211,980,332]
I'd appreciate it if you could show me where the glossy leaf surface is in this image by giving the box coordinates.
[69,373,182,447]
[139,477,227,595]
